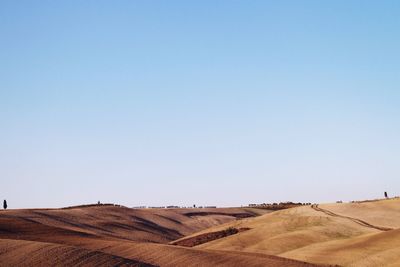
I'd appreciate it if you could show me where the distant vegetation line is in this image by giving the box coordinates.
[61,203,126,209]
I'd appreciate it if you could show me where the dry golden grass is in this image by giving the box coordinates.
[320,198,400,229]
[190,198,400,266]
[281,228,400,267]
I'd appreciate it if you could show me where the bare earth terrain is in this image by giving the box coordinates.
[0,198,399,266]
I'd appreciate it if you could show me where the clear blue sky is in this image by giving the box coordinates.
[1,1,399,208]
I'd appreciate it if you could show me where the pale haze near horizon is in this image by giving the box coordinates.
[1,1,399,208]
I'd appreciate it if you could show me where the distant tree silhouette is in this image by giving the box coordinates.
[384,191,388,198]
[3,200,7,210]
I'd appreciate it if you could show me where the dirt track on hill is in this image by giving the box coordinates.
[311,204,393,231]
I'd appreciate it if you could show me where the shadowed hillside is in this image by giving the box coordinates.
[0,205,268,244]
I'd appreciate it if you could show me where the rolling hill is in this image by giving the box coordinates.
[2,199,398,266]
[0,205,318,266]
[179,198,400,266]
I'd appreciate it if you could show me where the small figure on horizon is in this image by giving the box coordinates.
[384,191,388,199]
[3,200,7,210]
[98,201,101,205]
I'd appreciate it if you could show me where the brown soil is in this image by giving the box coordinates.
[0,206,267,244]
[171,227,251,247]
[0,238,152,267]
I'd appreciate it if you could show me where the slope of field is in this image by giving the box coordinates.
[0,205,268,244]
[0,238,152,267]
[319,198,400,229]
[5,200,398,266]
[190,205,378,254]
[0,205,322,267]
[188,198,400,266]
[76,239,319,267]
[282,228,400,267]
